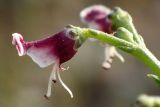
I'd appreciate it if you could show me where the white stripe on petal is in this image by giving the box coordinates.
[27,46,56,68]
[12,33,25,56]
[16,38,25,56]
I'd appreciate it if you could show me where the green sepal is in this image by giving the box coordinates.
[66,25,87,50]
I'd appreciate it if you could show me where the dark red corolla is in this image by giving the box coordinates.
[12,28,79,99]
[80,5,112,33]
[80,5,124,69]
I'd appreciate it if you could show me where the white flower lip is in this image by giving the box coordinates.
[12,33,26,56]
[26,46,56,68]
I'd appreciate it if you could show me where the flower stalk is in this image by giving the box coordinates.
[12,5,160,99]
[12,28,86,99]
[79,5,125,69]
[68,6,160,85]
[69,25,160,74]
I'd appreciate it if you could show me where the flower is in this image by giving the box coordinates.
[80,5,124,69]
[12,28,81,99]
[80,5,112,33]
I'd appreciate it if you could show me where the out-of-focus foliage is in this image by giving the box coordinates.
[136,94,160,107]
[0,0,160,107]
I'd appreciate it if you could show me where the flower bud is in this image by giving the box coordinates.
[80,5,112,33]
[80,5,124,69]
[108,7,133,31]
[114,27,134,43]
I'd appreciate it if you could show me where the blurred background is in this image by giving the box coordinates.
[0,0,160,107]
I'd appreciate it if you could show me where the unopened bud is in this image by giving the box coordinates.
[114,27,134,43]
[109,7,133,32]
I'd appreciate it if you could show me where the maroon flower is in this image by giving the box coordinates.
[12,28,79,99]
[80,5,124,69]
[80,5,112,33]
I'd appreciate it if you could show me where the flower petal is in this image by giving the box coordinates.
[12,33,26,56]
[12,27,84,99]
[80,5,111,23]
[80,5,124,69]
[80,5,112,33]
[12,29,77,68]
[26,45,57,68]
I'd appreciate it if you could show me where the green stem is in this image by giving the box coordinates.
[133,47,160,77]
[70,26,160,78]
[72,26,135,49]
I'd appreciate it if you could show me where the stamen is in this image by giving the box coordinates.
[104,45,114,63]
[109,46,116,58]
[102,61,111,70]
[56,67,73,98]
[104,45,124,63]
[44,95,50,100]
[114,50,125,63]
[45,64,57,99]
[45,77,52,99]
[52,80,57,83]
[52,66,57,83]
[60,66,69,71]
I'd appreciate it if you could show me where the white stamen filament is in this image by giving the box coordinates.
[102,45,112,69]
[56,67,73,98]
[45,76,52,98]
[104,45,125,63]
[45,63,73,99]
[104,45,113,63]
[61,66,69,71]
[45,64,57,98]
[51,65,57,82]
[114,49,125,63]
[102,45,124,69]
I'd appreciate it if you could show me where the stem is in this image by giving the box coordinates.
[133,47,160,77]
[70,26,160,78]
[72,26,135,49]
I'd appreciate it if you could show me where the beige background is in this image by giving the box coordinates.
[0,0,160,107]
